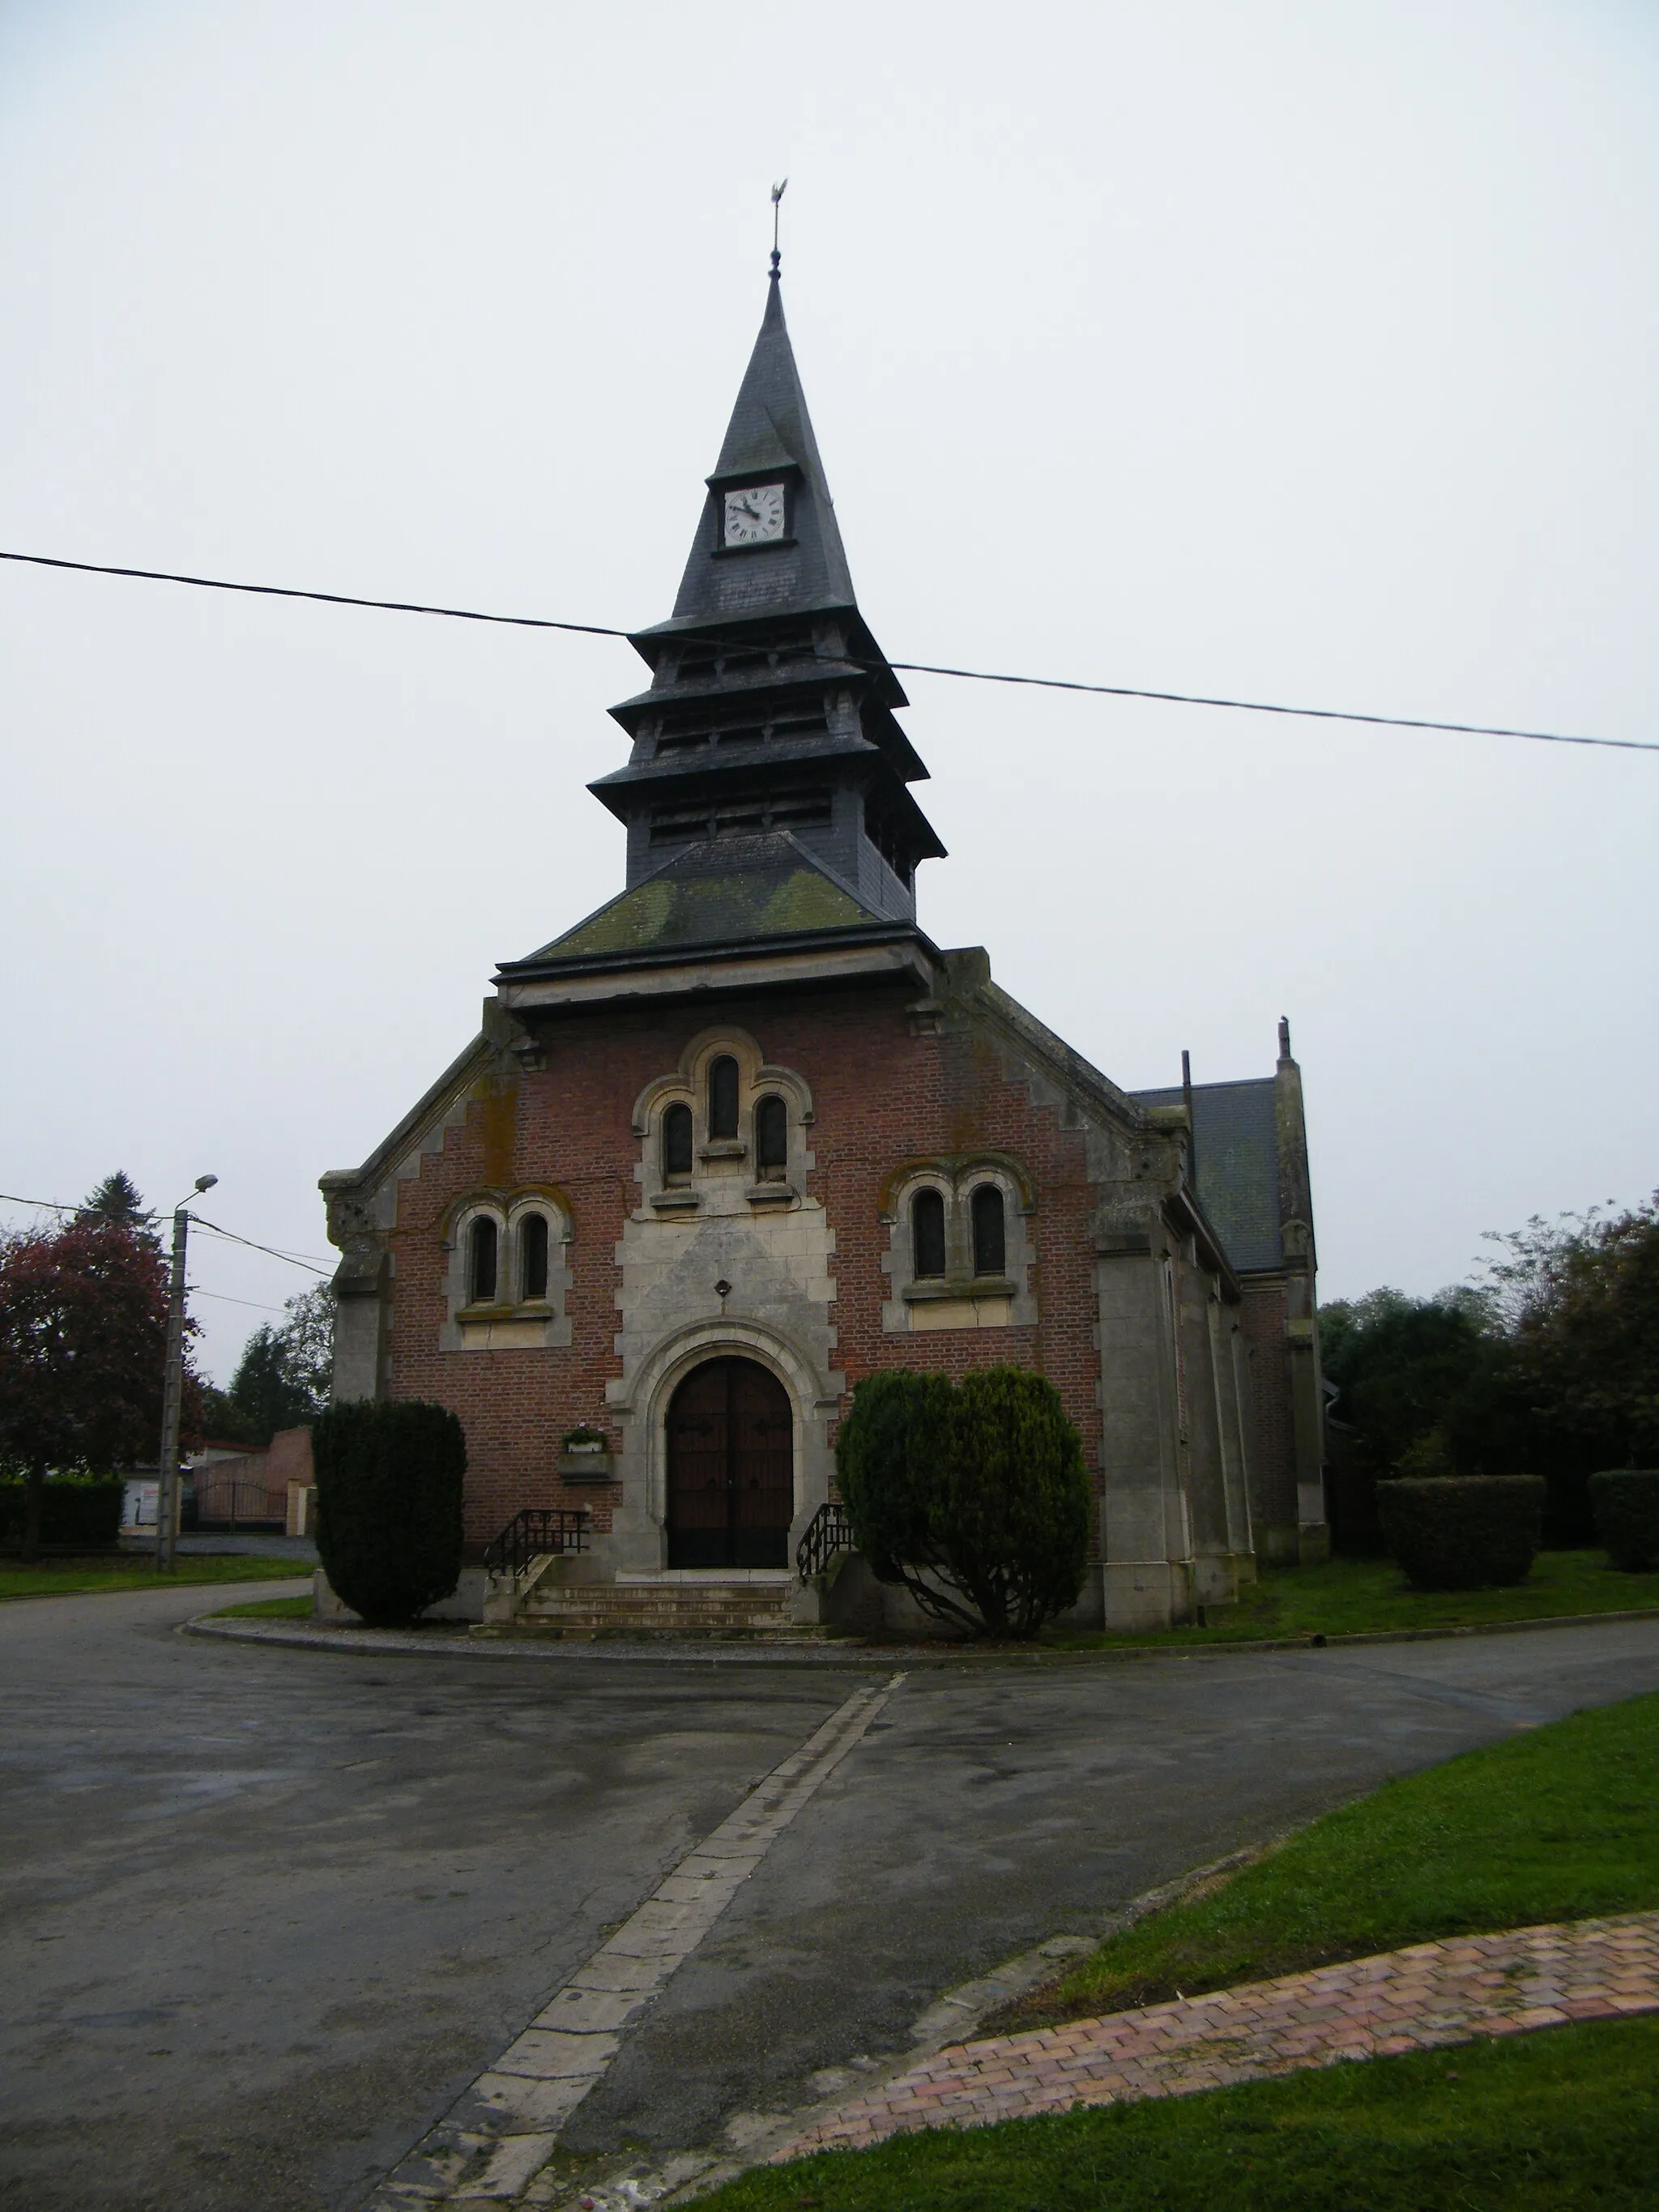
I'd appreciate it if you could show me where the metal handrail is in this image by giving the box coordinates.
[795,1499,855,1583]
[483,1507,590,1582]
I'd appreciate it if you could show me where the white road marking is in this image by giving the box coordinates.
[371,1673,905,2207]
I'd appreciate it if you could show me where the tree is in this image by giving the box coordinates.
[218,1285,336,1444]
[1320,1197,1659,1549]
[0,1217,199,1558]
[1319,1287,1528,1479]
[76,1171,159,1247]
[313,1399,464,1626]
[1485,1198,1659,1473]
[836,1368,954,1592]
[836,1365,1090,1639]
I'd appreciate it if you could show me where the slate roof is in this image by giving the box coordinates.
[644,275,859,636]
[1132,1078,1284,1273]
[500,833,887,971]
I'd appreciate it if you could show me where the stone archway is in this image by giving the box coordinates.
[665,1357,794,1569]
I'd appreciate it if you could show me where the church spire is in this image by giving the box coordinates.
[661,271,856,631]
[519,261,948,974]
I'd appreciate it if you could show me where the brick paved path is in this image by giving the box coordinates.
[781,1911,1659,2158]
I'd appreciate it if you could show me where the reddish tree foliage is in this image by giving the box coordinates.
[0,1218,203,1558]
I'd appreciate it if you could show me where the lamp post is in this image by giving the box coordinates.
[155,1175,217,1572]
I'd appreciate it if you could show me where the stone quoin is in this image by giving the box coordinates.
[319,264,1328,1633]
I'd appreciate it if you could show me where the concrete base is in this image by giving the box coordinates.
[313,1566,487,1624]
[1193,1551,1257,1607]
[1052,1565,1106,1632]
[1255,1524,1301,1567]
[1298,1523,1332,1565]
[1101,1559,1196,1632]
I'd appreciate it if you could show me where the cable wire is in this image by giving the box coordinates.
[0,1190,333,1276]
[187,1217,334,1276]
[2,547,1649,756]
[186,1285,289,1313]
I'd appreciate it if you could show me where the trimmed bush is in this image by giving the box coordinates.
[1589,1470,1659,1573]
[942,1366,1090,1636]
[835,1368,954,1586]
[1376,1474,1545,1591]
[835,1365,1089,1638]
[0,1478,123,1551]
[313,1400,465,1626]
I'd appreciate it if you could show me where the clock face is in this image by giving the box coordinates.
[723,482,787,547]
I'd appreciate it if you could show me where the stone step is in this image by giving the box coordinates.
[510,1579,817,1641]
[525,1609,797,1630]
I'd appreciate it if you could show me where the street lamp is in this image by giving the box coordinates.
[154,1174,217,1573]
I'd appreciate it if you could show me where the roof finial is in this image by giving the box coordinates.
[770,177,787,279]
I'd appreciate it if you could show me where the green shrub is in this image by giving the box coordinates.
[312,1400,465,1626]
[943,1367,1090,1634]
[835,1365,1089,1638]
[836,1369,953,1582]
[1589,1470,1659,1573]
[1376,1474,1544,1591]
[1392,1426,1457,1480]
[0,1477,123,1550]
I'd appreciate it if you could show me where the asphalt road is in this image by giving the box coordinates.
[3,1587,1657,2212]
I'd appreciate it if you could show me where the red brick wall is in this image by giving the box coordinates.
[380,981,1106,1549]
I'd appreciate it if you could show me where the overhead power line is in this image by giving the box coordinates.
[188,1217,334,1276]
[2,547,1650,757]
[0,1189,333,1276]
[187,1285,290,1313]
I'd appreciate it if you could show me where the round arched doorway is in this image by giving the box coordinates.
[666,1357,794,1569]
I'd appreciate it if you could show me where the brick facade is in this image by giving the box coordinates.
[319,271,1325,1630]
[367,979,1111,1554]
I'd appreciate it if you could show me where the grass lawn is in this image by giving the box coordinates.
[996,1690,1659,2033]
[207,1593,314,1620]
[699,1694,1659,2210]
[1047,1546,1659,1651]
[0,1555,313,1600]
[697,2014,1659,2211]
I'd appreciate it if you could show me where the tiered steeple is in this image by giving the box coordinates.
[507,273,944,981]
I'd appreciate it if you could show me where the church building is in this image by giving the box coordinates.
[321,266,1328,1634]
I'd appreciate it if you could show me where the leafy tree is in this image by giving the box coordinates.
[1319,1288,1528,1480]
[836,1365,1089,1639]
[220,1285,336,1445]
[275,1284,336,1408]
[1484,1198,1659,1470]
[1322,1196,1659,1548]
[0,1217,201,1558]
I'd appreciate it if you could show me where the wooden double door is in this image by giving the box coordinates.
[666,1357,794,1569]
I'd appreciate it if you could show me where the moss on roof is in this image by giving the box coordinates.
[527,841,879,963]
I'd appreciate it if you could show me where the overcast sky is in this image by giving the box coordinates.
[2,0,1655,1382]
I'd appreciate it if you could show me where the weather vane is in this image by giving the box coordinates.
[770,178,787,277]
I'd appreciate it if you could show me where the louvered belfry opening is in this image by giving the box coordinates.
[666,1357,795,1569]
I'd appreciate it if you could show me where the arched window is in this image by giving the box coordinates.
[519,1213,549,1302]
[468,1216,498,1304]
[662,1101,693,1178]
[912,1188,946,1279]
[708,1055,740,1140]
[971,1184,1006,1278]
[755,1093,788,1178]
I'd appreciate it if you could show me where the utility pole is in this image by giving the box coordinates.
[155,1175,216,1572]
